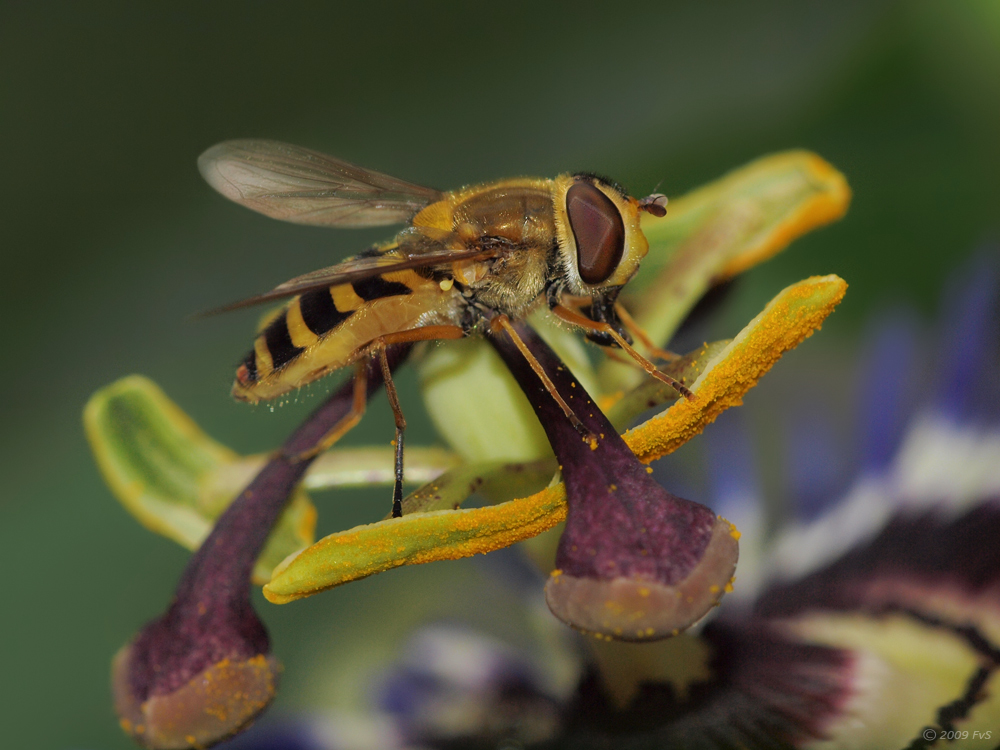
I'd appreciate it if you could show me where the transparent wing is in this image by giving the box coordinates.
[203,247,495,315]
[198,140,444,227]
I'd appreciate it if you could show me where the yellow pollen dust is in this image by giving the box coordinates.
[721,517,741,540]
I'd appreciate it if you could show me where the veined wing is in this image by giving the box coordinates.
[204,247,495,315]
[198,140,444,227]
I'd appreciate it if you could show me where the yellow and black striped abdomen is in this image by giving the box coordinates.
[232,263,455,403]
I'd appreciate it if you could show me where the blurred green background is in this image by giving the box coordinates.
[2,2,999,747]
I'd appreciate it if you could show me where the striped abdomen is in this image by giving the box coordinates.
[232,259,455,403]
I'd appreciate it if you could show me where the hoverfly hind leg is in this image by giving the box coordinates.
[376,344,407,519]
[368,324,466,518]
[289,360,369,463]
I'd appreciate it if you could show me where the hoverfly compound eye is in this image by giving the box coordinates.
[566,181,625,285]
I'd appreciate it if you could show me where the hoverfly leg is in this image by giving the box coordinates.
[490,314,597,443]
[613,301,680,363]
[368,324,467,518]
[290,360,369,462]
[551,304,695,401]
[376,344,407,519]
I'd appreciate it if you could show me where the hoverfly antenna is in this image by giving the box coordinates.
[638,193,668,217]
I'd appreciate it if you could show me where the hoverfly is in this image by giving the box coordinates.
[198,140,685,517]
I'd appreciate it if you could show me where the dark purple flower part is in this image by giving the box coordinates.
[488,320,738,641]
[113,346,410,749]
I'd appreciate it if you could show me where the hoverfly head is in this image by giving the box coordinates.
[554,174,652,296]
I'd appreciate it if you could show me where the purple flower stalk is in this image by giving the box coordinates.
[112,345,411,749]
[488,321,739,641]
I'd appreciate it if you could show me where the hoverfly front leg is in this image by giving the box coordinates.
[489,314,598,444]
[550,304,695,401]
[612,301,681,364]
[565,292,677,362]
